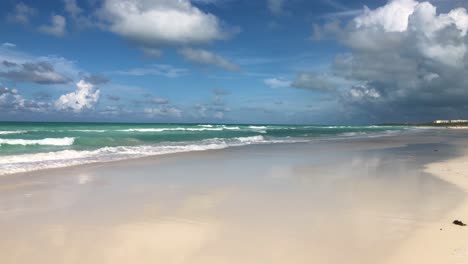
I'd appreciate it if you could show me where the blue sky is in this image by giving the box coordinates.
[1,0,468,124]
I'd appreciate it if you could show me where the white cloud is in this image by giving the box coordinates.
[311,0,468,121]
[6,2,37,25]
[354,0,418,32]
[348,84,381,100]
[39,15,67,37]
[0,61,71,84]
[179,48,239,71]
[0,85,24,111]
[97,0,227,47]
[347,0,468,66]
[0,84,49,113]
[264,78,291,88]
[113,64,188,78]
[0,44,80,78]
[144,105,182,118]
[55,80,100,112]
[1,43,16,48]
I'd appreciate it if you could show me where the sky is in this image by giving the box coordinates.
[1,0,468,124]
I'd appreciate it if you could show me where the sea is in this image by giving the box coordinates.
[0,122,413,175]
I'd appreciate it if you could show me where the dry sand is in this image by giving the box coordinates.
[386,138,468,263]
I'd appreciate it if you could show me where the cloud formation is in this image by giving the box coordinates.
[97,0,227,48]
[0,84,50,113]
[39,15,67,37]
[311,0,468,122]
[114,64,188,78]
[0,85,24,111]
[194,88,231,119]
[6,2,36,25]
[1,43,16,48]
[264,78,291,88]
[292,72,336,91]
[55,80,100,112]
[0,61,71,84]
[267,0,286,15]
[144,105,182,118]
[179,48,239,71]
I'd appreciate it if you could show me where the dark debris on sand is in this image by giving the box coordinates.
[453,220,467,226]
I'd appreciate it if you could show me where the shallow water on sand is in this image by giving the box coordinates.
[0,130,465,264]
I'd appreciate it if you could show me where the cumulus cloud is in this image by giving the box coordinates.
[97,0,228,47]
[179,48,239,71]
[55,80,100,112]
[310,0,468,122]
[0,85,24,111]
[39,15,67,37]
[59,0,237,70]
[348,83,381,101]
[6,2,37,25]
[0,84,49,113]
[0,61,71,84]
[264,78,291,88]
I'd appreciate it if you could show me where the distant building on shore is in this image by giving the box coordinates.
[433,120,468,124]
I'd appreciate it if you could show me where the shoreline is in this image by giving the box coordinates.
[385,138,468,263]
[0,129,414,178]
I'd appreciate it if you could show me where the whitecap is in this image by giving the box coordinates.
[0,137,75,146]
[0,131,27,135]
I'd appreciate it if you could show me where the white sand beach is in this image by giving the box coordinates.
[386,136,468,263]
[0,129,467,264]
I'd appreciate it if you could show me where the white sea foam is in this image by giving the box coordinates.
[118,126,242,132]
[0,137,75,146]
[221,126,241,130]
[0,131,26,135]
[248,126,267,130]
[236,135,265,143]
[0,136,305,176]
[340,132,368,137]
[70,130,107,133]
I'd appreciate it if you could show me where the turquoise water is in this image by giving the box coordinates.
[0,122,410,175]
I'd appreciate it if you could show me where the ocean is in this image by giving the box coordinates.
[0,122,411,175]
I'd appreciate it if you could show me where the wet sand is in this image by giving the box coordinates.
[0,129,466,264]
[385,133,468,264]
